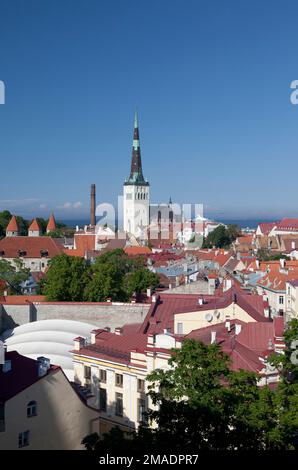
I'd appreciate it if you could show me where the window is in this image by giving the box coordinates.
[177,322,183,334]
[115,393,123,417]
[27,401,37,417]
[84,366,91,379]
[138,398,146,423]
[279,296,284,305]
[18,431,30,448]
[99,388,107,412]
[99,369,107,383]
[115,373,123,388]
[137,379,145,393]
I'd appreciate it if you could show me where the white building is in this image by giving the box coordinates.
[123,111,150,238]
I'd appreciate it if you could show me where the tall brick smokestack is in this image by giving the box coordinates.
[90,184,96,226]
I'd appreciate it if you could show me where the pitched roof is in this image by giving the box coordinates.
[257,269,298,291]
[6,215,19,232]
[0,236,64,258]
[258,222,277,235]
[74,234,95,252]
[46,213,56,231]
[0,351,59,403]
[124,246,152,256]
[28,218,41,232]
[276,218,298,231]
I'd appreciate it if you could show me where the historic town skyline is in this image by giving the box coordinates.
[1,1,298,220]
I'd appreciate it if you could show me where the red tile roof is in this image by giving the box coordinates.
[28,218,41,231]
[46,213,56,231]
[124,246,152,256]
[6,215,19,232]
[258,222,277,236]
[0,351,59,403]
[276,218,298,231]
[0,295,46,304]
[74,234,95,252]
[0,236,64,258]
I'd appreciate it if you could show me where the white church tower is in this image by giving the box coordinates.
[123,111,150,237]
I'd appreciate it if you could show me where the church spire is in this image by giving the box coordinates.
[126,110,148,185]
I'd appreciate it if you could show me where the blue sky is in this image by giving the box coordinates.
[0,0,298,221]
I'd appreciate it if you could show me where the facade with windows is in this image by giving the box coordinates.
[0,351,100,450]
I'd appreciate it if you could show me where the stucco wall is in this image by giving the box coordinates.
[0,302,150,334]
[174,303,257,335]
[0,368,100,450]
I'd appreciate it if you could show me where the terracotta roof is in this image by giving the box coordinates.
[0,236,64,258]
[258,222,277,235]
[0,295,46,304]
[28,218,41,231]
[74,234,95,252]
[46,213,56,231]
[124,246,152,256]
[276,218,298,231]
[257,269,298,291]
[0,351,59,403]
[6,215,19,232]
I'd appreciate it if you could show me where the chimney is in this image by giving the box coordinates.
[90,330,97,344]
[146,288,151,298]
[211,331,217,344]
[280,258,286,269]
[90,184,96,226]
[147,334,154,348]
[225,321,231,332]
[37,356,50,377]
[115,327,123,335]
[256,259,260,269]
[74,336,86,350]
[291,241,296,250]
[152,294,157,303]
[235,324,242,335]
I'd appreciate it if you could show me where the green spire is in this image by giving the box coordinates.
[134,108,138,129]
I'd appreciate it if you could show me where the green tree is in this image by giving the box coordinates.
[203,225,231,248]
[0,210,12,238]
[0,258,30,294]
[43,254,87,301]
[84,262,127,302]
[124,268,160,297]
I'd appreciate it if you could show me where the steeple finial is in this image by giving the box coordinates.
[134,108,138,129]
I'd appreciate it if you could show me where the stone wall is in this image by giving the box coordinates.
[0,302,150,334]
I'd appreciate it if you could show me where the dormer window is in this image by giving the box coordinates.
[18,250,27,257]
[40,250,48,257]
[0,250,4,256]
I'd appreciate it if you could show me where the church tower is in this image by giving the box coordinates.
[123,111,150,237]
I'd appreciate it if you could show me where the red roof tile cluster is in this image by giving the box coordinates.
[257,269,298,291]
[0,236,64,258]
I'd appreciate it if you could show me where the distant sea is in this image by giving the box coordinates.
[61,218,273,230]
